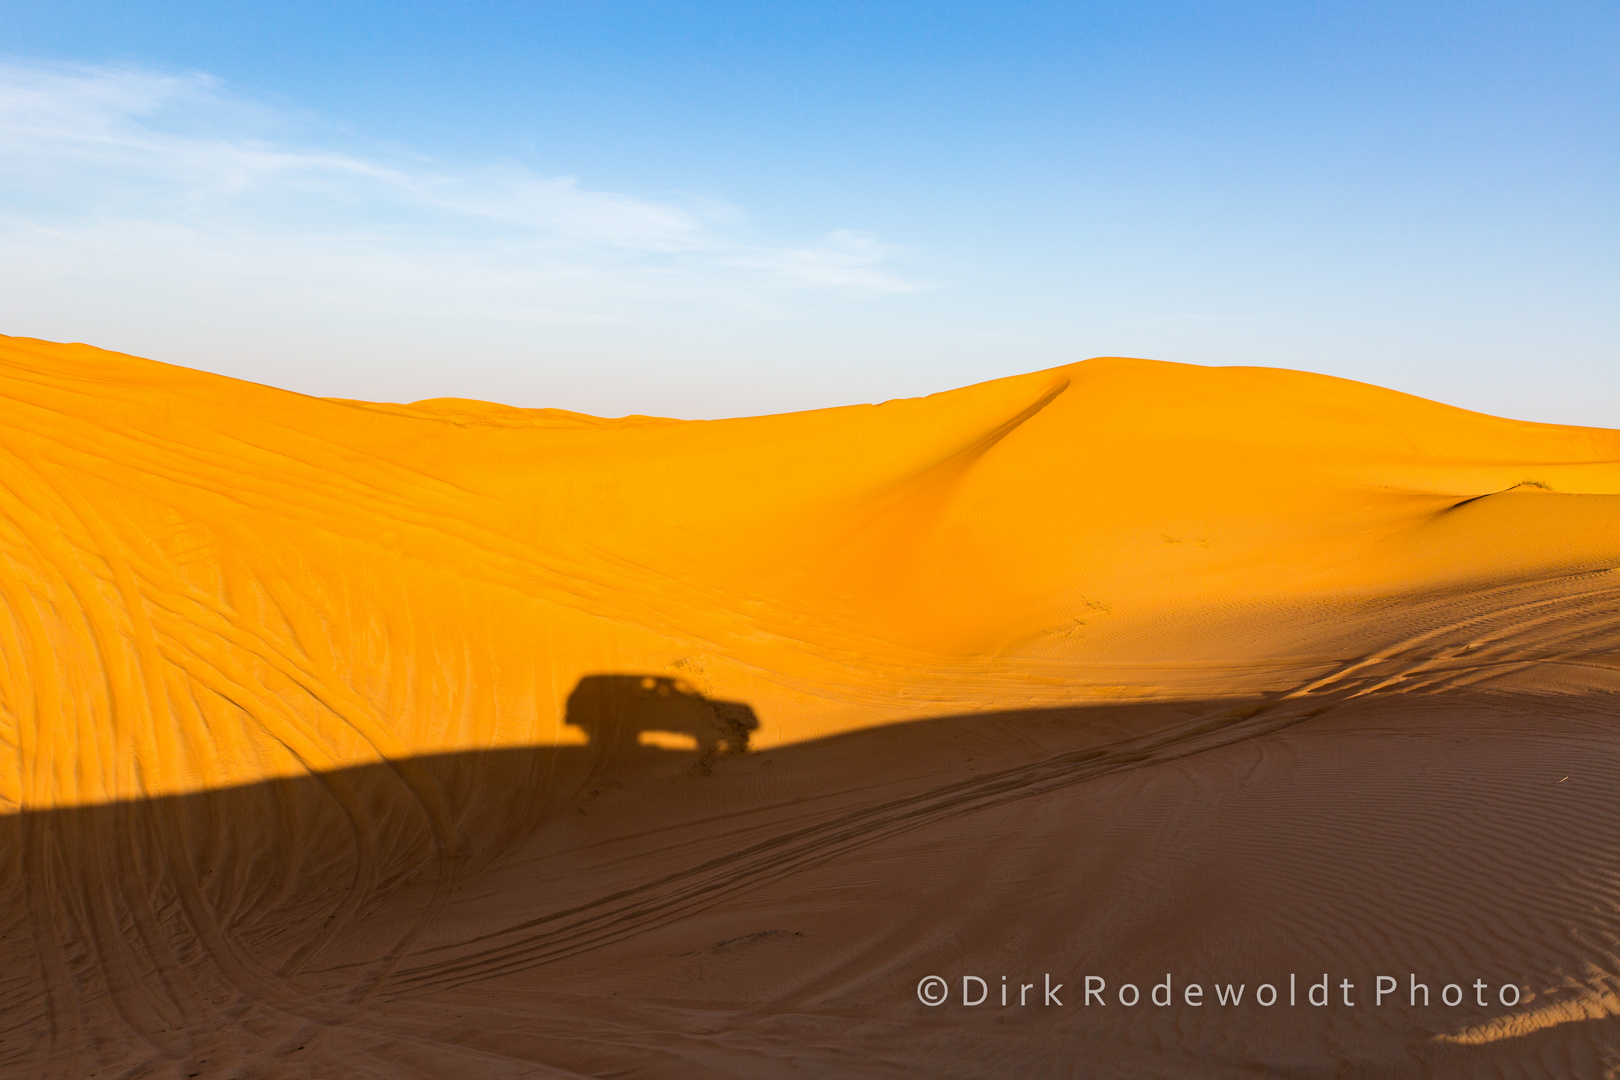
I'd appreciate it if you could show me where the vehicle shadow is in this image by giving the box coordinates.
[565,674,759,774]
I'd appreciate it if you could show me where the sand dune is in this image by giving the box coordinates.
[1,333,1617,1077]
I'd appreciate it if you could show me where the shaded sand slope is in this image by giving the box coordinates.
[5,689,1620,1077]
[1,334,1618,1076]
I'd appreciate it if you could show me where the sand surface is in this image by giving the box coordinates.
[1,334,1617,1076]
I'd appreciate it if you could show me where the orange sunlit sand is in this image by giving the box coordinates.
[3,333,1618,1077]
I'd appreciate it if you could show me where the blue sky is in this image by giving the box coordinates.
[1,2,1615,423]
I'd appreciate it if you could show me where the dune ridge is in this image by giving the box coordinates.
[3,334,1616,808]
[1,334,1618,1077]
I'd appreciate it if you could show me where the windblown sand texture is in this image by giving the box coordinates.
[2,333,1618,1077]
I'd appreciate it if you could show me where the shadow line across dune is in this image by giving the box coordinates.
[4,678,1620,1078]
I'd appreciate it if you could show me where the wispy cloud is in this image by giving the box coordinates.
[0,60,919,333]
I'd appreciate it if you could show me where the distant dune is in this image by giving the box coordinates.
[1,334,1617,1077]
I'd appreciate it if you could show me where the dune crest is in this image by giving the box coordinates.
[2,335,1615,809]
